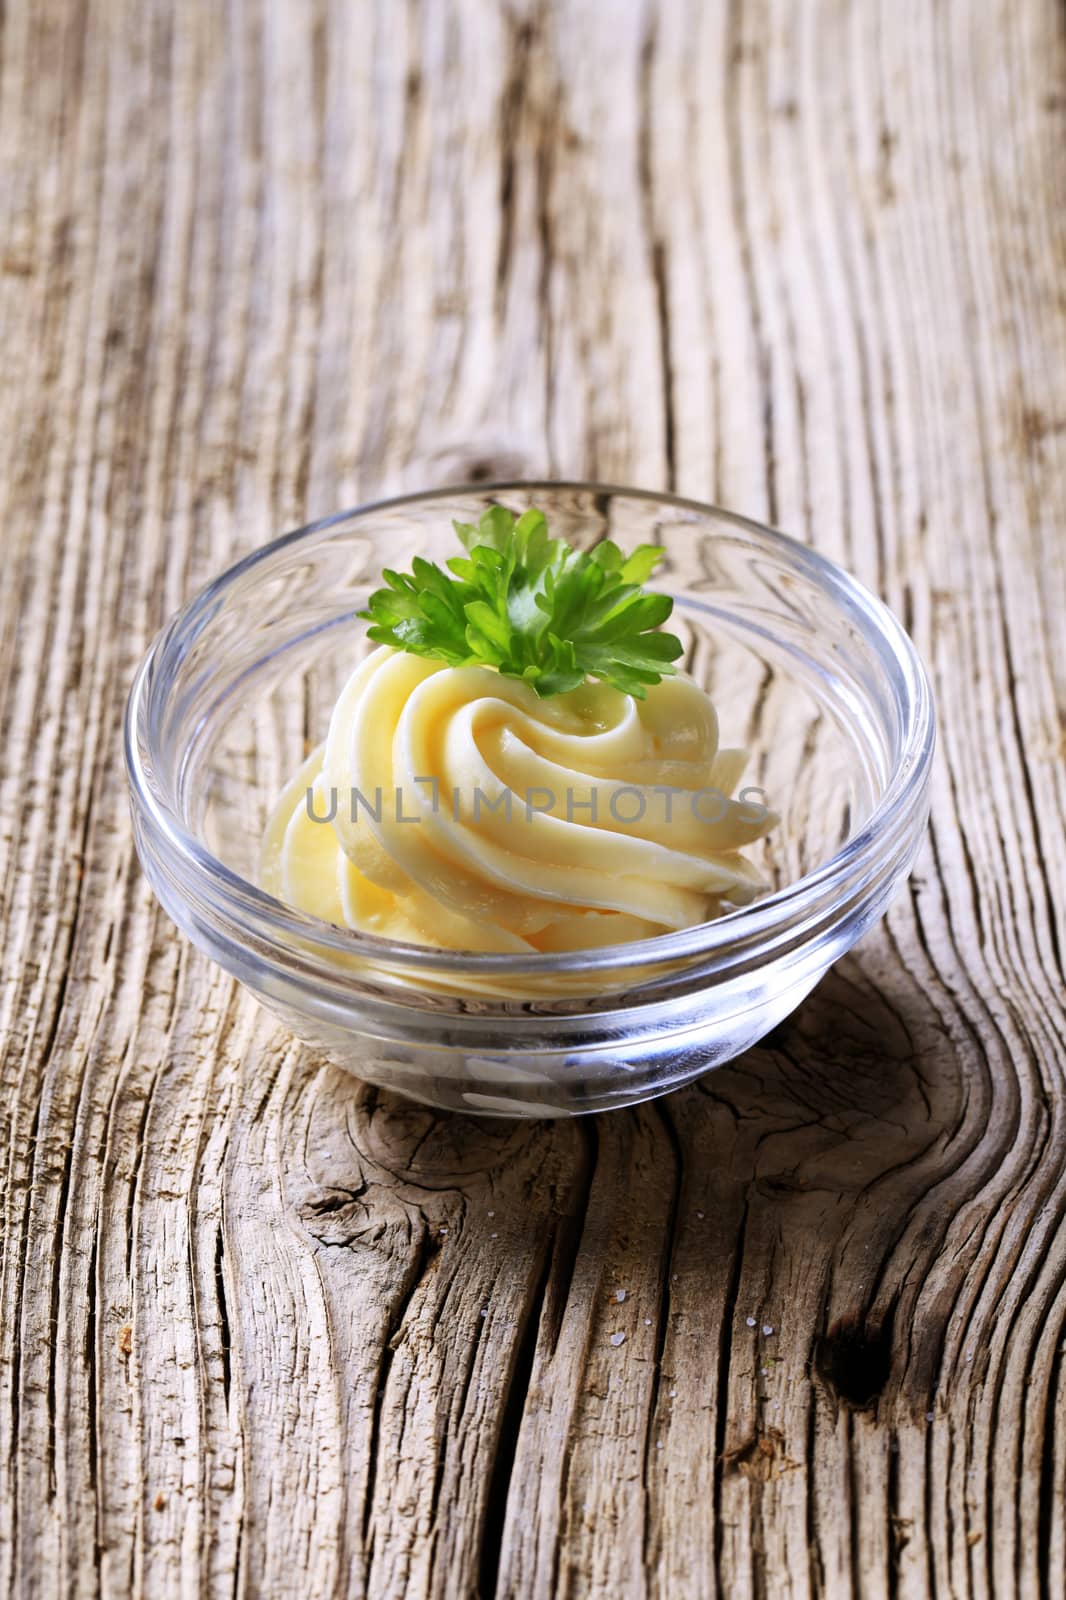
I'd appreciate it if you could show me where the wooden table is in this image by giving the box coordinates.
[2,3,1064,1596]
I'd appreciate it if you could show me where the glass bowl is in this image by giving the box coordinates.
[124,483,934,1117]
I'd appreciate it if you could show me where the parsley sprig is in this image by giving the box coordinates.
[358,505,684,699]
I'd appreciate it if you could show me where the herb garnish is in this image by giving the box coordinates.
[358,505,684,699]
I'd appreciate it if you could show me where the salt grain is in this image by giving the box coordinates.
[480,1309,488,1318]
[926,1411,934,1421]
[610,1332,626,1347]
[762,1325,774,1336]
[645,1318,652,1326]
[490,1232,498,1239]
[616,1290,626,1303]
[746,1316,757,1327]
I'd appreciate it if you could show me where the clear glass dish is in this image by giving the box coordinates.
[124,483,934,1117]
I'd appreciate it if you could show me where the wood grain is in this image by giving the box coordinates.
[1,1,1064,1596]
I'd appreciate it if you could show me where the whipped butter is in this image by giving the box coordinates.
[261,646,775,959]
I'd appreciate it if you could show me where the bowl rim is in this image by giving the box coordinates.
[124,479,936,982]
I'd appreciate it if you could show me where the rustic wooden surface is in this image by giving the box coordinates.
[1,1,1065,1596]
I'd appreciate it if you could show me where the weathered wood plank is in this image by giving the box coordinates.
[1,1,1064,1597]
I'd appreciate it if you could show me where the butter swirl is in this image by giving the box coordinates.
[261,646,774,961]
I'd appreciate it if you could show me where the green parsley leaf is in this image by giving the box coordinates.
[357,505,684,699]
